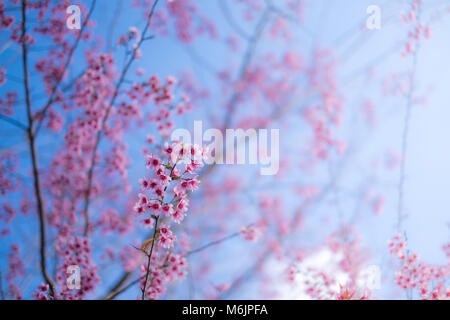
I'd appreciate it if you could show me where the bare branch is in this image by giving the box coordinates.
[20,0,56,297]
[141,216,159,300]
[397,6,422,234]
[186,231,241,256]
[0,114,27,131]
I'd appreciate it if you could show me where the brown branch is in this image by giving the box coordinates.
[81,0,160,236]
[103,275,145,300]
[141,216,159,300]
[20,0,56,298]
[102,271,133,300]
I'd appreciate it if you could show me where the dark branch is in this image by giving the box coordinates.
[21,0,56,298]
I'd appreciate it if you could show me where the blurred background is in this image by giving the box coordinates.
[0,0,449,299]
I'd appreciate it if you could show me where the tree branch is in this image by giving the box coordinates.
[21,0,56,298]
[186,231,241,256]
[397,7,421,234]
[0,114,27,131]
[141,216,159,300]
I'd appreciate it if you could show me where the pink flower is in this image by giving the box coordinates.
[146,154,161,169]
[162,203,174,216]
[142,218,154,229]
[241,226,262,242]
[171,210,185,223]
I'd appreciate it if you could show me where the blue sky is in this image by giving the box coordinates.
[0,0,449,299]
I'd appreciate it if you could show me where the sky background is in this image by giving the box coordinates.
[0,0,449,299]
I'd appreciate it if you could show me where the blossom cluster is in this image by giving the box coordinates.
[134,140,208,299]
[138,252,188,300]
[53,236,100,300]
[6,244,25,300]
[401,1,432,55]
[389,234,449,299]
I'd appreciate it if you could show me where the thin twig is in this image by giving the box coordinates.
[186,231,241,256]
[397,7,421,234]
[0,114,27,131]
[103,275,145,300]
[141,216,159,300]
